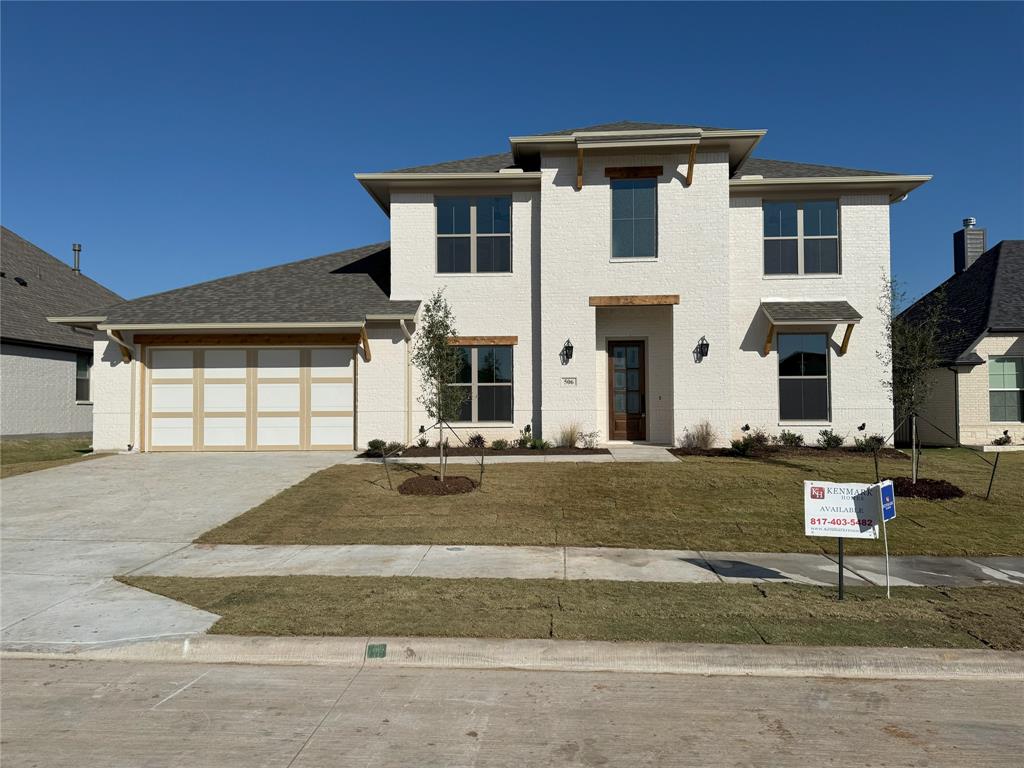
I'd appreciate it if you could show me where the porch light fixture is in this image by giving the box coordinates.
[560,339,574,364]
[693,335,710,362]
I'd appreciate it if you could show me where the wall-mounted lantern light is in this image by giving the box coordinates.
[560,339,574,365]
[692,335,710,363]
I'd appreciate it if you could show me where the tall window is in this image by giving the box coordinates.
[449,345,513,422]
[436,196,511,273]
[764,201,839,275]
[75,352,91,401]
[611,179,657,258]
[989,357,1023,422]
[778,334,829,421]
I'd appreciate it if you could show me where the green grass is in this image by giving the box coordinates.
[120,575,1024,650]
[0,436,111,478]
[196,449,1024,556]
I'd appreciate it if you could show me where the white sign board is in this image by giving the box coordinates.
[804,481,879,539]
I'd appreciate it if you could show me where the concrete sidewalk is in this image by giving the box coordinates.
[130,543,1024,588]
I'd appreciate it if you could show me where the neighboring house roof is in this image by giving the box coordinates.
[761,300,863,325]
[73,242,419,327]
[899,240,1024,365]
[1,227,123,351]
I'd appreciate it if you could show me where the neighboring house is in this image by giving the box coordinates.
[899,220,1023,446]
[1,227,123,437]
[52,121,930,452]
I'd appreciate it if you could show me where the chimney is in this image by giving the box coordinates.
[953,218,986,273]
[72,243,81,274]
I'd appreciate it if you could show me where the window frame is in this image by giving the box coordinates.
[75,352,92,403]
[610,177,658,260]
[988,355,1024,423]
[435,195,513,275]
[763,199,841,277]
[448,345,514,423]
[777,332,831,423]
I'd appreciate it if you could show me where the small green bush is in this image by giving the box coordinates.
[514,424,532,449]
[854,434,886,452]
[416,436,429,448]
[730,437,753,456]
[992,433,1013,446]
[579,430,600,449]
[817,429,844,450]
[384,441,404,456]
[365,438,387,457]
[775,430,805,448]
[679,420,717,450]
[491,438,509,450]
[749,427,771,447]
[467,433,487,449]
[529,438,552,451]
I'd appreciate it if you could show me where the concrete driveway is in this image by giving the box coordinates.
[1,451,353,651]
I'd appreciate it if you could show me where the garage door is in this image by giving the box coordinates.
[147,347,355,451]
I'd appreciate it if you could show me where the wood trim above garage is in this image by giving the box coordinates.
[134,333,361,346]
[448,336,519,346]
[589,295,680,307]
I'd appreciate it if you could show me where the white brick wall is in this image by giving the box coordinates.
[957,334,1024,445]
[91,336,137,451]
[0,342,93,436]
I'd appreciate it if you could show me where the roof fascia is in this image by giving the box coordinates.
[731,175,932,202]
[355,172,542,215]
[97,322,366,331]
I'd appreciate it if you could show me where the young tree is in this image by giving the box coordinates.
[410,290,468,480]
[876,276,948,482]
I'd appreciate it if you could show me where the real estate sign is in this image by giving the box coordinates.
[803,481,879,539]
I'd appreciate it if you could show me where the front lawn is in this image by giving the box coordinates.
[0,436,111,478]
[196,448,1023,556]
[120,576,1024,650]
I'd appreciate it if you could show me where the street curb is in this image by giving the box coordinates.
[4,636,1022,681]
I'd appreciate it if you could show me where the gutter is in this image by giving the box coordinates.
[96,322,365,331]
[730,174,932,202]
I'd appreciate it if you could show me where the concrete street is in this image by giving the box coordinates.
[2,657,1021,767]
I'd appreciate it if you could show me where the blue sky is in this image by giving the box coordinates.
[2,1,1021,304]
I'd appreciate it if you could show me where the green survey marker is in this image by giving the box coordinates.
[366,643,387,659]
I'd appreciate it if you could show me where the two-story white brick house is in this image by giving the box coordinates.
[53,121,930,452]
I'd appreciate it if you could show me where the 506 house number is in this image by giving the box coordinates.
[562,377,577,386]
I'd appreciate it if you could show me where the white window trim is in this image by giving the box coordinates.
[449,346,514,423]
[777,332,832,422]
[988,355,1024,423]
[763,200,841,276]
[435,196,512,275]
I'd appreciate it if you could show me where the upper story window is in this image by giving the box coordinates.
[611,179,657,259]
[763,201,839,276]
[989,357,1023,422]
[778,333,830,421]
[448,345,513,422]
[436,196,511,273]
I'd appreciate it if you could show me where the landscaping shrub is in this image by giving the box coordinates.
[817,429,844,450]
[557,421,583,448]
[579,430,600,449]
[730,437,753,456]
[491,438,509,450]
[749,427,772,447]
[992,433,1013,446]
[514,425,532,449]
[854,434,886,452]
[365,439,387,457]
[775,430,804,448]
[529,438,552,451]
[384,441,405,456]
[467,433,487,449]
[416,436,429,448]
[680,420,717,450]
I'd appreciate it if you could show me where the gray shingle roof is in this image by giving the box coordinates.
[392,151,516,174]
[1,227,123,350]
[82,242,419,326]
[761,300,863,324]
[899,240,1024,364]
[735,157,900,179]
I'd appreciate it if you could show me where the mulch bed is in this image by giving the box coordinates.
[397,475,478,496]
[396,446,610,457]
[891,477,965,500]
[671,446,909,460]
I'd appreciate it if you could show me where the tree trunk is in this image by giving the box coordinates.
[911,413,918,484]
[439,427,446,483]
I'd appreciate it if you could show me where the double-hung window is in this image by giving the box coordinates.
[764,201,839,275]
[449,345,513,422]
[778,334,830,421]
[436,196,511,273]
[611,179,657,258]
[75,352,91,402]
[989,357,1023,422]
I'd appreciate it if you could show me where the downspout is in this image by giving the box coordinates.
[400,319,413,444]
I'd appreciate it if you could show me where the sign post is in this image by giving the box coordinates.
[877,479,896,598]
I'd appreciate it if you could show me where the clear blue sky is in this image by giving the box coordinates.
[2,1,1021,304]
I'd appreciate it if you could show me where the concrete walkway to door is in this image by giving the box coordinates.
[1,451,354,651]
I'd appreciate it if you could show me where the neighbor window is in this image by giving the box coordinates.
[778,333,830,421]
[611,179,657,258]
[764,200,839,275]
[76,352,91,401]
[989,357,1023,422]
[448,345,513,422]
[436,196,511,273]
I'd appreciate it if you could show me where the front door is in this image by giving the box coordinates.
[608,341,646,440]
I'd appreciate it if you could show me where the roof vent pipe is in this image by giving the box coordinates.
[72,243,82,274]
[963,217,976,229]
[953,218,986,274]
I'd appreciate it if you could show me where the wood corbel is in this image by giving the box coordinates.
[576,147,584,190]
[359,326,372,362]
[685,144,697,187]
[763,323,774,356]
[110,329,133,362]
[840,323,854,355]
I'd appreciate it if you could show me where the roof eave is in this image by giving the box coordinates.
[731,175,932,202]
[354,172,543,216]
[47,315,108,330]
[96,321,367,332]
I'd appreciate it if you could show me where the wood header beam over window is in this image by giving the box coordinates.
[134,333,361,346]
[447,336,519,346]
[685,144,697,187]
[576,148,584,191]
[840,323,854,355]
[588,295,680,307]
[604,166,663,180]
[359,326,372,362]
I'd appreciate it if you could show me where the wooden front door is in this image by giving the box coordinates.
[608,341,646,440]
